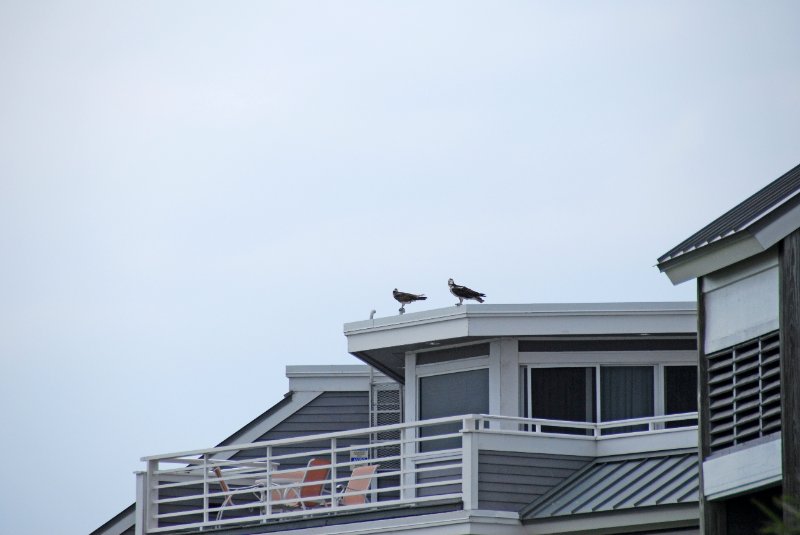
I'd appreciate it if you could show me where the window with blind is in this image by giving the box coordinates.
[527,365,696,435]
[707,331,781,453]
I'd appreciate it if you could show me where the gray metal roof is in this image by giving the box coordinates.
[521,450,699,520]
[658,162,800,265]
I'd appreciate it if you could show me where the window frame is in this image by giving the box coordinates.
[523,358,697,424]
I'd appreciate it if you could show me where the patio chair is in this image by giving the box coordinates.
[212,466,267,521]
[278,458,331,510]
[336,464,379,507]
[212,466,235,521]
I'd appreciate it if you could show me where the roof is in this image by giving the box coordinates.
[658,163,800,275]
[345,303,697,382]
[521,450,699,520]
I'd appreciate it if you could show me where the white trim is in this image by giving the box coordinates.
[660,232,767,285]
[489,341,502,416]
[525,504,699,534]
[415,356,490,377]
[703,437,782,500]
[475,426,698,458]
[405,352,417,424]
[134,472,145,535]
[345,303,697,353]
[215,391,323,459]
[498,338,520,418]
[753,193,800,249]
[518,350,697,366]
[659,191,800,285]
[99,509,135,535]
[208,509,526,535]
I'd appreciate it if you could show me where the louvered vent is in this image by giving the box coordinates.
[370,383,402,469]
[707,331,781,453]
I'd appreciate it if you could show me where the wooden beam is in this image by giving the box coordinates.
[698,277,728,534]
[780,229,800,530]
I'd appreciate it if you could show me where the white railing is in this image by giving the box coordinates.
[137,412,697,534]
[476,412,699,436]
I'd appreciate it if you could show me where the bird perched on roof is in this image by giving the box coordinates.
[393,289,427,314]
[448,278,485,305]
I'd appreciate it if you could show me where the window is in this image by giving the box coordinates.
[418,368,489,451]
[601,366,653,434]
[526,364,697,435]
[530,367,595,434]
[664,365,698,428]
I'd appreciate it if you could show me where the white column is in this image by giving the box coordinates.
[461,417,480,510]
[402,351,417,500]
[498,338,520,417]
[135,471,146,535]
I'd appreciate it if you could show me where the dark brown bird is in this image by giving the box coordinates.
[448,278,485,305]
[393,288,427,314]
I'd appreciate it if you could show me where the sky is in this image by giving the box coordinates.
[0,1,798,534]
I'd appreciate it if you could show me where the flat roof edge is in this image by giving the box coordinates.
[344,302,697,335]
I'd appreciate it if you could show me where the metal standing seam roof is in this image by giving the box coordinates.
[521,451,699,520]
[658,162,800,265]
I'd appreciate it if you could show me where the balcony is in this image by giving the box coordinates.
[136,413,698,534]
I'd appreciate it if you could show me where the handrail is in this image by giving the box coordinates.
[138,412,698,533]
[142,413,473,461]
[143,412,698,461]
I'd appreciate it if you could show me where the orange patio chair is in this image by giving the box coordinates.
[279,458,331,510]
[337,464,379,507]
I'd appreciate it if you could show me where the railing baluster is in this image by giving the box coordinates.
[331,437,338,510]
[265,445,272,517]
[202,454,208,528]
[138,412,697,532]
[147,460,158,534]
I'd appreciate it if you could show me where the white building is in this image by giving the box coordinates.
[95,302,701,535]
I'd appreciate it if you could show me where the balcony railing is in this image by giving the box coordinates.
[136,412,697,534]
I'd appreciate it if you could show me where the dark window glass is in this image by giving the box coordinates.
[665,365,698,428]
[601,366,654,434]
[418,369,489,451]
[530,367,596,435]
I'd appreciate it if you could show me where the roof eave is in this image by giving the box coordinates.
[657,232,766,285]
[522,503,699,534]
[658,198,800,284]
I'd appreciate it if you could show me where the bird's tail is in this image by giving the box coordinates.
[476,296,484,303]
[419,296,428,300]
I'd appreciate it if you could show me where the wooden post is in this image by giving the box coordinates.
[780,229,800,531]
[697,278,727,534]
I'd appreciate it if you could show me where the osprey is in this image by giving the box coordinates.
[448,278,485,305]
[393,288,427,314]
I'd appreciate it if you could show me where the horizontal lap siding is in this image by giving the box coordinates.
[478,451,590,512]
[417,460,462,497]
[232,392,370,468]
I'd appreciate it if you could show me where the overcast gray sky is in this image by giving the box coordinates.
[1,2,798,534]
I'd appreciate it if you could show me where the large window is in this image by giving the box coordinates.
[418,368,489,451]
[530,367,595,434]
[527,364,696,434]
[601,366,654,434]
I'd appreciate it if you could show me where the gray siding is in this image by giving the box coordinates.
[416,459,462,497]
[478,451,590,512]
[232,391,370,468]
